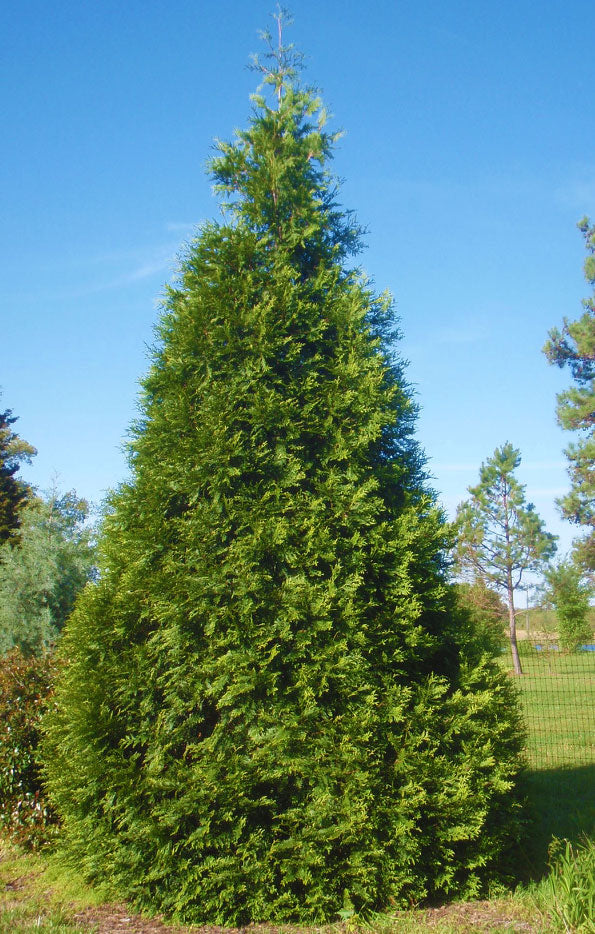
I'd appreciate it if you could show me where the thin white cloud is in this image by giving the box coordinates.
[431,463,478,473]
[521,460,567,471]
[527,488,568,498]
[117,252,176,285]
[554,170,595,210]
[74,245,177,294]
[13,243,180,303]
[434,326,486,345]
[166,221,199,234]
[431,459,566,473]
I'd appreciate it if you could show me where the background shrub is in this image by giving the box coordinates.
[453,581,507,657]
[544,561,593,653]
[0,649,57,849]
[0,491,96,657]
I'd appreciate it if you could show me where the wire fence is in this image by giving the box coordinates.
[502,629,595,772]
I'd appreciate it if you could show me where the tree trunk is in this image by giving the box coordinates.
[507,578,523,675]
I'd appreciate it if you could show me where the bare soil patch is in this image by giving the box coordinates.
[69,900,540,934]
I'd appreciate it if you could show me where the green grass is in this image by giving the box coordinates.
[0,844,91,933]
[0,840,541,933]
[497,650,595,881]
[510,652,595,769]
[531,837,595,933]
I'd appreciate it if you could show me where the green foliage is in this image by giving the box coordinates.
[539,838,595,933]
[0,399,36,546]
[544,560,593,652]
[0,649,58,849]
[455,444,557,592]
[544,218,595,571]
[0,843,544,934]
[43,24,525,924]
[519,603,595,637]
[0,490,96,657]
[453,582,507,657]
[455,443,556,674]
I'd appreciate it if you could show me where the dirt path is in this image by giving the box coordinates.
[69,900,539,934]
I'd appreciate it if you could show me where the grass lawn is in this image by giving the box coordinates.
[509,652,595,770]
[499,650,595,879]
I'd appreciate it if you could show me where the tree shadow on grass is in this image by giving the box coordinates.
[516,764,595,879]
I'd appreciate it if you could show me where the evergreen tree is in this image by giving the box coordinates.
[544,218,595,571]
[0,399,37,545]
[544,559,593,653]
[455,443,556,675]
[0,489,96,656]
[44,22,524,923]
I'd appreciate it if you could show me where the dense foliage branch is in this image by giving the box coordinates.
[43,22,525,923]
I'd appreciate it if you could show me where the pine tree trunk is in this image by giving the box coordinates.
[507,576,523,675]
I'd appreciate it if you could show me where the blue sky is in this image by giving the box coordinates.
[2,0,594,572]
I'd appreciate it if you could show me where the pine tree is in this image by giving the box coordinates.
[43,21,524,923]
[544,218,595,571]
[455,443,557,676]
[0,400,37,545]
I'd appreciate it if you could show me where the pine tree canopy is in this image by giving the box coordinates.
[455,444,556,594]
[454,442,556,675]
[43,22,525,924]
[0,400,37,545]
[544,217,595,570]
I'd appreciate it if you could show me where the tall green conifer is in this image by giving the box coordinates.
[0,400,36,545]
[44,22,524,924]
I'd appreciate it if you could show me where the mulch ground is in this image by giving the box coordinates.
[70,900,539,934]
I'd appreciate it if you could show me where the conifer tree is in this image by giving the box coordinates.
[0,399,36,545]
[454,443,557,676]
[44,19,524,923]
[544,218,595,571]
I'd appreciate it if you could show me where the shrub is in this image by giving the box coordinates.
[545,561,593,653]
[0,490,96,657]
[453,582,507,657]
[43,27,526,923]
[0,649,57,849]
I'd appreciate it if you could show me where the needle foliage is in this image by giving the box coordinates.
[0,400,36,546]
[454,443,556,675]
[544,218,595,571]
[43,22,525,924]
